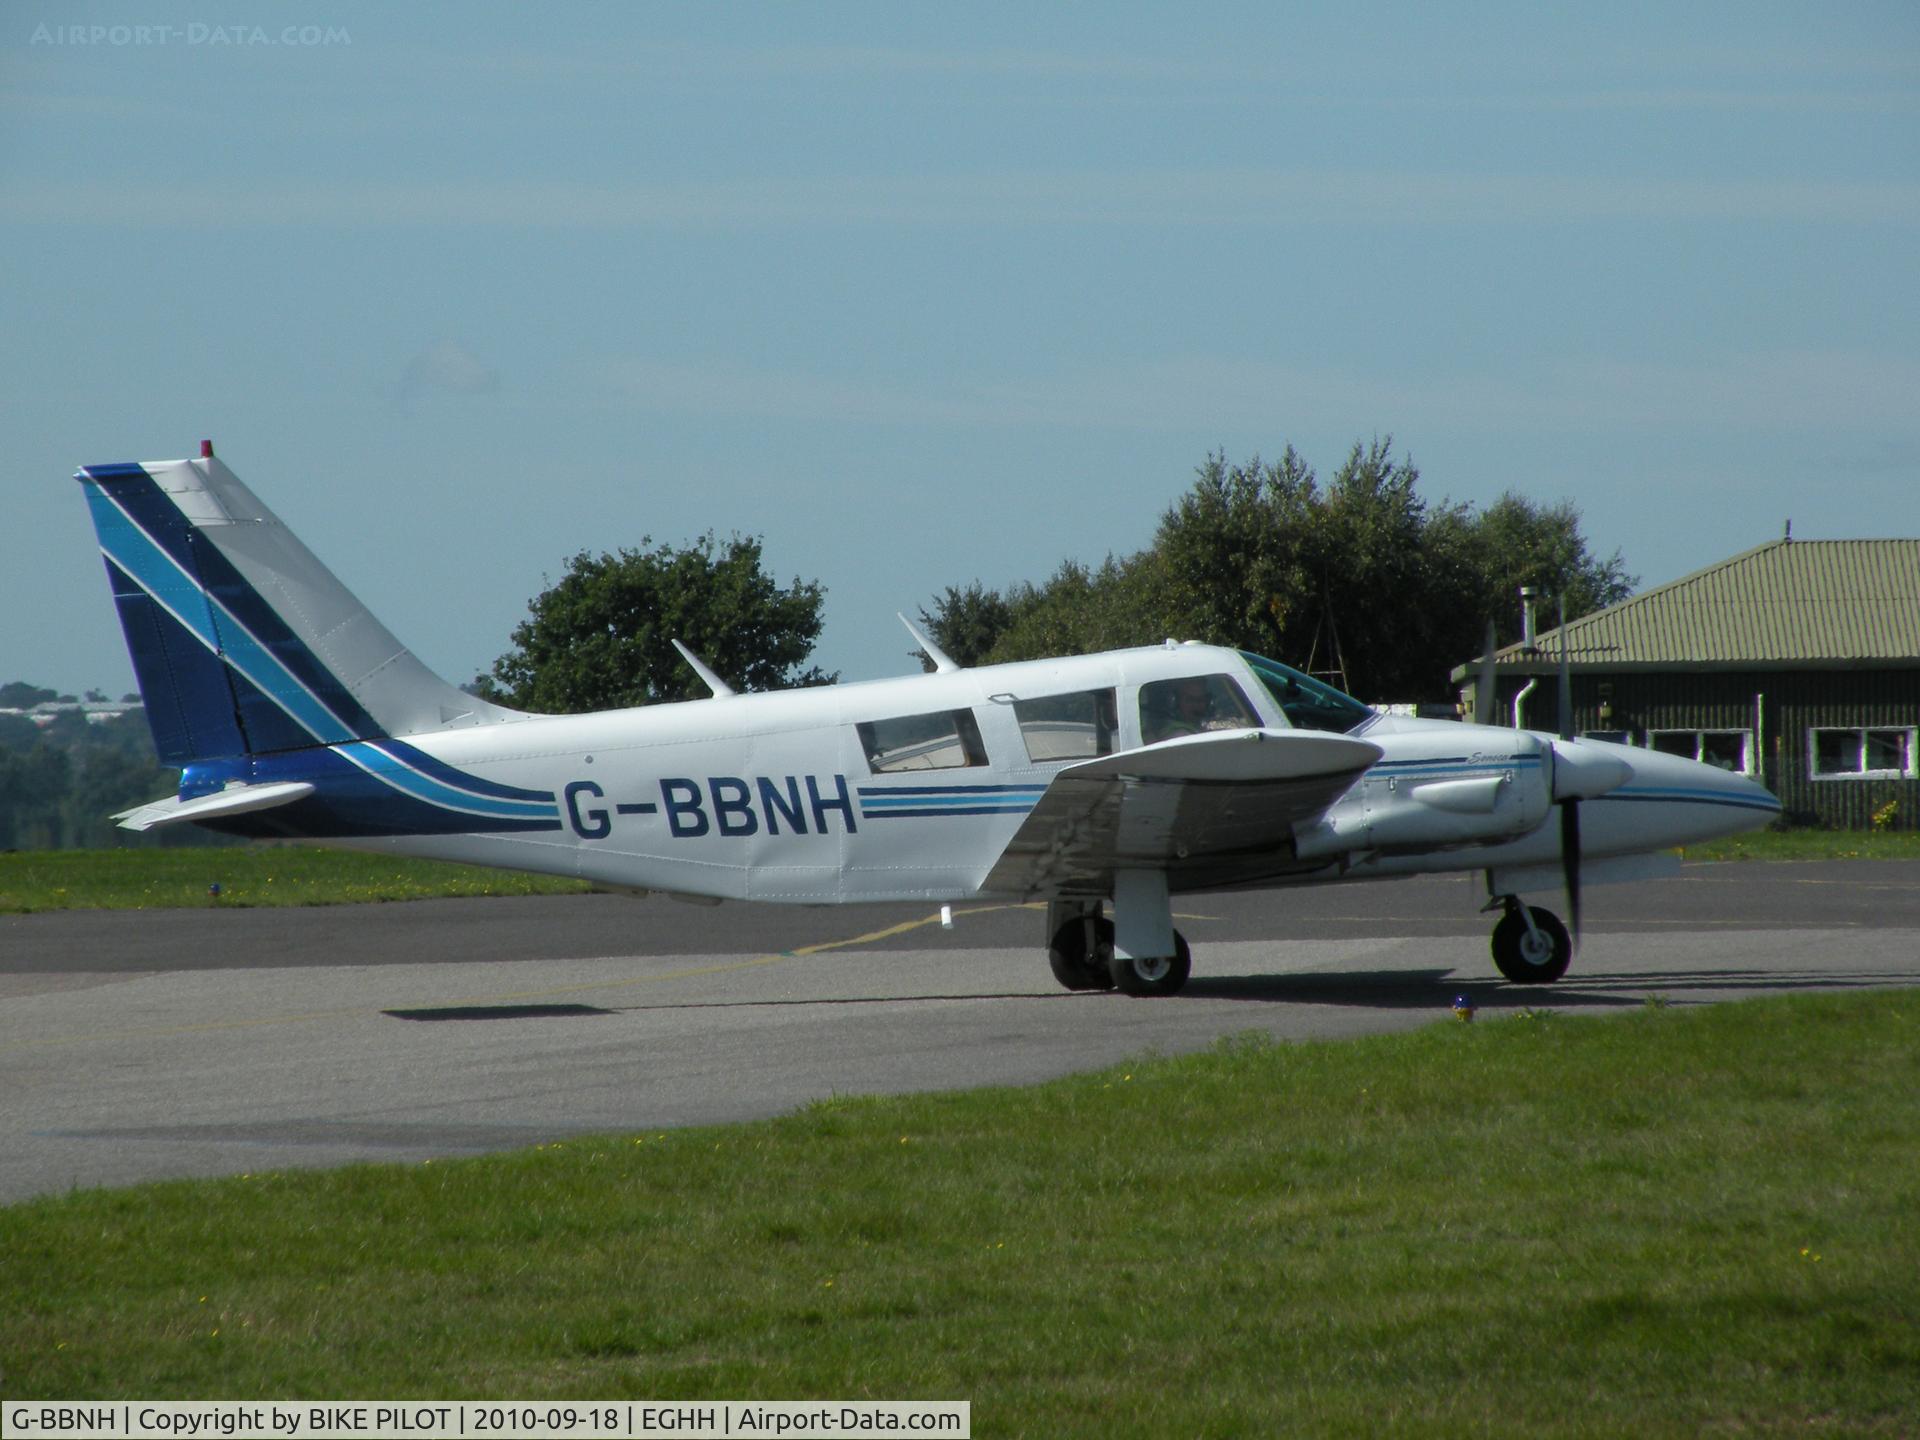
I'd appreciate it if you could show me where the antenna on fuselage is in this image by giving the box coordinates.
[898,612,961,674]
[671,639,738,699]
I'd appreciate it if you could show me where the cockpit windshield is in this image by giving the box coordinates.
[1238,652,1374,734]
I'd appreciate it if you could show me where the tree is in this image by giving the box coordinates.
[479,533,836,714]
[0,681,55,710]
[65,745,174,849]
[1434,492,1636,649]
[917,582,1016,669]
[1152,446,1321,656]
[0,678,231,850]
[0,742,70,849]
[921,440,1637,702]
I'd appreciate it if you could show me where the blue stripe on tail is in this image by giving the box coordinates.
[101,553,248,765]
[80,457,561,835]
[82,463,386,758]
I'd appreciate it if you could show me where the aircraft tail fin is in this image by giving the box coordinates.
[76,446,518,765]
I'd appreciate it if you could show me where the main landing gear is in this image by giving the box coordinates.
[1046,900,1191,998]
[1487,896,1573,984]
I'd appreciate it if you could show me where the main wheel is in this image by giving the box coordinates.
[1491,906,1572,984]
[1109,931,1192,998]
[1048,914,1117,991]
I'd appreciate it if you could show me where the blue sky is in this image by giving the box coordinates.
[4,2,1916,700]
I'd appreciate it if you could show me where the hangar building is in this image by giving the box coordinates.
[1451,538,1920,830]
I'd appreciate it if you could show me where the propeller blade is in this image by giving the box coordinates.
[1557,593,1573,742]
[1560,796,1582,948]
[1474,619,1498,726]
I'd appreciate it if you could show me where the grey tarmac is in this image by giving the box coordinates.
[3,860,1917,1204]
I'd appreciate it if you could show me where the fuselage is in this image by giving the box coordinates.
[207,642,1781,904]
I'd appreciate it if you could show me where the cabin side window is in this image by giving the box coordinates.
[1012,689,1117,763]
[857,709,991,774]
[1138,674,1261,745]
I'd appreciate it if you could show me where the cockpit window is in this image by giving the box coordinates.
[1139,674,1262,745]
[1238,652,1374,734]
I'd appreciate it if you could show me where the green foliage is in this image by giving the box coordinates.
[1436,489,1638,645]
[913,581,1013,669]
[924,439,1636,702]
[479,533,836,713]
[0,699,194,851]
[0,680,59,709]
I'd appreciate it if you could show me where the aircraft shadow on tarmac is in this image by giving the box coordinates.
[373,965,1920,1022]
[384,1004,617,1022]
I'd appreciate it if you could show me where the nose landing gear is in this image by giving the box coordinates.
[1489,896,1573,984]
[1109,932,1192,997]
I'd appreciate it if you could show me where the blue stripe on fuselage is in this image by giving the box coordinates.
[336,740,557,821]
[214,745,562,838]
[1596,786,1781,813]
[857,783,1044,820]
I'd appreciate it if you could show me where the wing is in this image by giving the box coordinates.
[979,727,1380,898]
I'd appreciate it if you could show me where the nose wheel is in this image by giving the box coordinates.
[1490,900,1572,984]
[1109,931,1192,997]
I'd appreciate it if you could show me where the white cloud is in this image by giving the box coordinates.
[392,340,500,408]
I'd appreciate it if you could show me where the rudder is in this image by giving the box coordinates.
[77,447,516,765]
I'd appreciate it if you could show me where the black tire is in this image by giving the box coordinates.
[1109,931,1192,998]
[1491,906,1572,984]
[1048,914,1117,991]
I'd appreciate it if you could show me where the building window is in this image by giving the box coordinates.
[1012,689,1116,763]
[1810,727,1915,781]
[1648,729,1753,775]
[1582,730,1636,747]
[857,709,990,773]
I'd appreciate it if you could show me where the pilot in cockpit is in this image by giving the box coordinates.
[1144,676,1215,744]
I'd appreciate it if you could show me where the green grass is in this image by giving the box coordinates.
[1680,828,1920,863]
[5,829,1916,916]
[0,846,590,913]
[5,992,1918,1435]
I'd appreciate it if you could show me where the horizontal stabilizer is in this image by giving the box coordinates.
[115,781,316,832]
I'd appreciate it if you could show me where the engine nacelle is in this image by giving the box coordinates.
[1295,730,1553,859]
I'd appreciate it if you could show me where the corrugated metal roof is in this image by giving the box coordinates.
[1483,540,1920,670]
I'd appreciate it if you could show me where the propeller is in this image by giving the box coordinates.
[1555,595,1581,946]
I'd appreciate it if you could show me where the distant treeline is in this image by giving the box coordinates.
[0,682,219,849]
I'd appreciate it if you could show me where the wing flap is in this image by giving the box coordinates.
[980,728,1379,898]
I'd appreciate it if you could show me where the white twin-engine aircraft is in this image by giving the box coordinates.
[80,447,1781,997]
